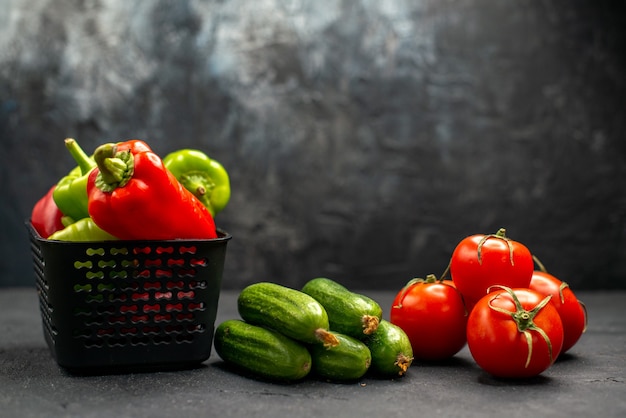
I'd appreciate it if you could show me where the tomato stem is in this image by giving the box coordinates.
[558,281,570,304]
[425,274,438,283]
[486,285,555,368]
[392,274,440,309]
[532,254,548,273]
[392,277,426,309]
[439,262,451,281]
[477,228,514,266]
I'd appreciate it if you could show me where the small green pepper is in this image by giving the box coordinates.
[47,217,118,241]
[163,149,230,217]
[52,138,96,221]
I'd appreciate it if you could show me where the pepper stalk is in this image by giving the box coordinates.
[52,138,97,222]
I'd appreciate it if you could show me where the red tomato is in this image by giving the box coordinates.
[529,270,587,354]
[450,228,534,310]
[467,286,564,378]
[390,275,468,361]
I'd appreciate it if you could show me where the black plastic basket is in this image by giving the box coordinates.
[27,222,231,372]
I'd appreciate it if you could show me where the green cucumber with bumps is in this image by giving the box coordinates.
[365,320,414,377]
[214,319,312,381]
[309,332,372,381]
[301,277,383,339]
[237,282,339,348]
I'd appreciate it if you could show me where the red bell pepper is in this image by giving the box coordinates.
[87,140,218,240]
[31,185,66,238]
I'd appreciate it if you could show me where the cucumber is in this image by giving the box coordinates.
[301,277,383,339]
[309,332,372,381]
[237,282,339,348]
[214,319,312,381]
[365,320,414,377]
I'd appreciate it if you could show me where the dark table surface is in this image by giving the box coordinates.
[1,287,625,418]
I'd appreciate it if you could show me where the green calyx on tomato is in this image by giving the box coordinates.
[533,253,586,315]
[392,274,439,309]
[553,281,588,338]
[486,285,554,368]
[477,228,514,265]
[449,227,534,310]
[529,255,588,354]
[533,254,570,304]
[467,286,563,378]
[390,274,468,361]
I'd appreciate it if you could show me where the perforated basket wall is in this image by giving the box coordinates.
[27,223,231,371]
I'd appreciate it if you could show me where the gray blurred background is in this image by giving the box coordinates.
[1,0,625,290]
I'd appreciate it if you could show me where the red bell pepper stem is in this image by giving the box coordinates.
[93,143,134,191]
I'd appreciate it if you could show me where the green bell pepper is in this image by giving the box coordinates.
[47,217,118,241]
[163,149,230,217]
[52,138,96,221]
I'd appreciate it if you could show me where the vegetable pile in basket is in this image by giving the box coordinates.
[30,138,230,241]
[214,278,414,382]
